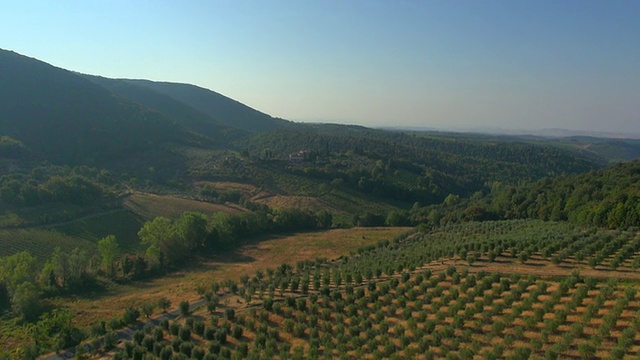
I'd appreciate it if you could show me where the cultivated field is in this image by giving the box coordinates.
[85,220,640,360]
[0,228,95,260]
[124,193,244,220]
[52,227,411,331]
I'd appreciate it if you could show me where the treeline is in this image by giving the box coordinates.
[136,208,333,274]
[0,165,114,207]
[0,207,334,310]
[0,245,101,321]
[489,160,640,228]
[414,160,640,229]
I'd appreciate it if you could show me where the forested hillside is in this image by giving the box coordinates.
[83,75,232,141]
[542,136,640,163]
[418,159,640,229]
[0,50,208,166]
[0,48,624,236]
[237,128,600,204]
[490,160,640,228]
[121,79,286,131]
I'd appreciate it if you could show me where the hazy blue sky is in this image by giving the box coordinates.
[1,1,639,133]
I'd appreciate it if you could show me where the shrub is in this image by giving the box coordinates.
[192,347,205,360]
[179,326,191,341]
[133,330,144,345]
[578,343,596,359]
[109,318,122,331]
[122,307,140,325]
[141,302,154,318]
[193,320,205,336]
[179,341,193,357]
[225,308,235,320]
[157,297,171,312]
[104,331,118,350]
[204,326,216,340]
[90,320,107,337]
[152,327,164,342]
[208,340,221,354]
[263,298,274,311]
[160,346,172,360]
[179,300,190,316]
[141,335,154,352]
[232,325,244,339]
[215,328,227,344]
[237,343,248,356]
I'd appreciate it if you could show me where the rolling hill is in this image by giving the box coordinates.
[82,75,231,141]
[416,159,640,229]
[2,49,640,360]
[119,79,287,132]
[0,49,210,166]
[0,48,615,219]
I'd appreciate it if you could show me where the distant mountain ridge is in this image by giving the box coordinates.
[0,49,204,165]
[82,75,228,139]
[380,126,640,140]
[81,74,287,132]
[0,48,292,168]
[119,79,287,131]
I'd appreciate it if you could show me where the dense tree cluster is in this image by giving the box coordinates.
[138,208,333,272]
[236,128,599,205]
[0,206,334,322]
[0,165,112,207]
[488,160,640,228]
[417,160,640,229]
[0,204,334,357]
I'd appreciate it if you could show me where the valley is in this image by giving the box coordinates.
[52,220,640,360]
[0,48,638,359]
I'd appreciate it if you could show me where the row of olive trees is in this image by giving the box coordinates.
[102,219,640,360]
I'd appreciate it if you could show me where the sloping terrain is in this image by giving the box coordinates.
[0,49,205,166]
[75,220,640,360]
[83,75,229,141]
[124,193,245,220]
[121,79,286,132]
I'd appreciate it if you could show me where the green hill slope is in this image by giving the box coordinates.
[122,79,287,131]
[490,159,640,227]
[0,49,207,165]
[236,127,602,203]
[0,48,615,239]
[422,159,640,228]
[82,75,232,141]
[548,136,640,163]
